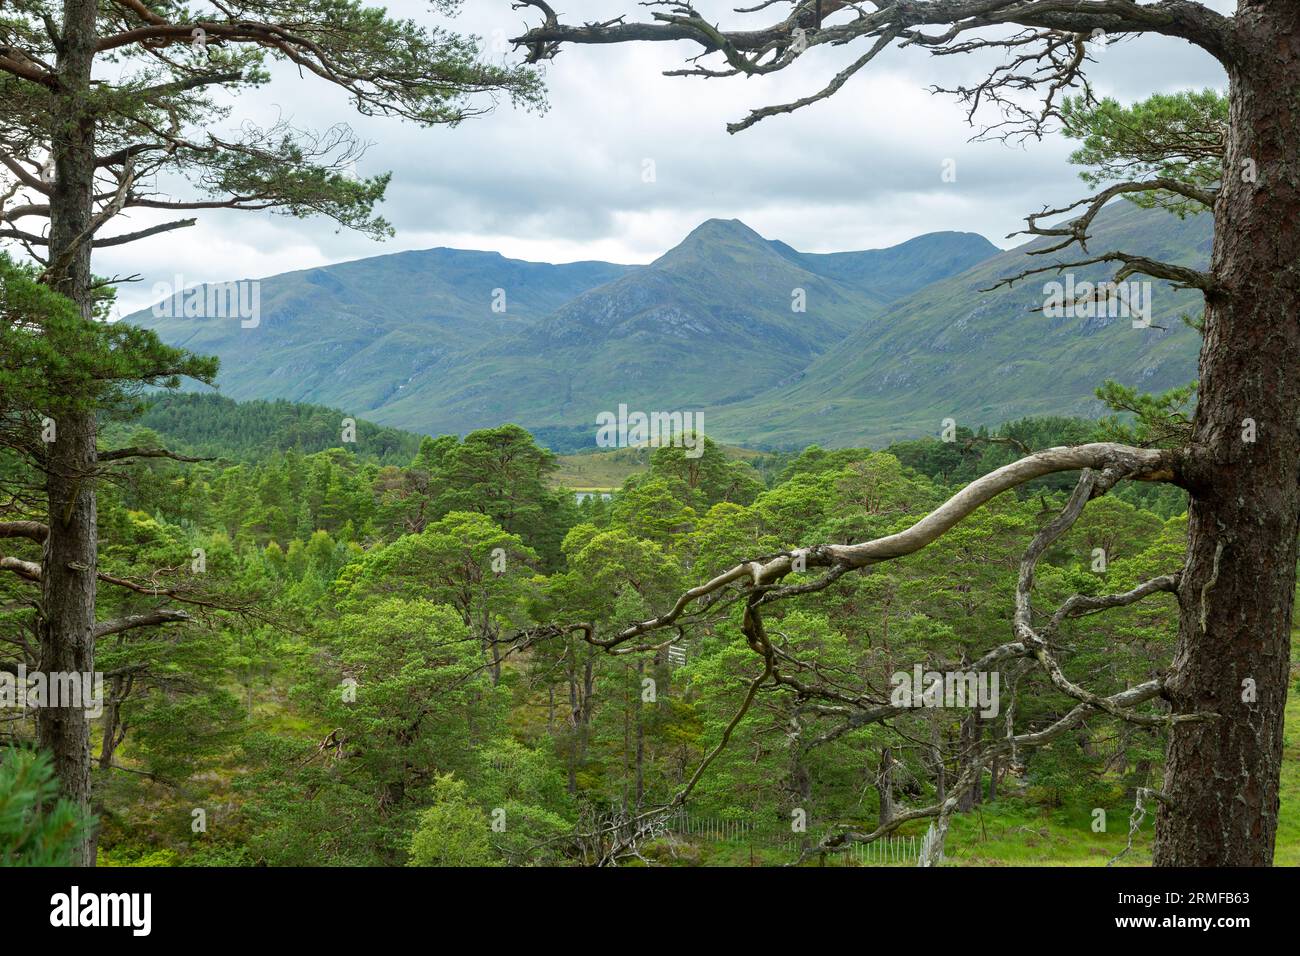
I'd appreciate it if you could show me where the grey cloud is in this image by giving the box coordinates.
[97,0,1227,312]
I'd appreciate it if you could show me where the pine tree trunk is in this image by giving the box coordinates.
[1154,1,1300,866]
[37,0,101,868]
[38,413,98,866]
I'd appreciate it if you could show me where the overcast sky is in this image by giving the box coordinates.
[90,0,1232,316]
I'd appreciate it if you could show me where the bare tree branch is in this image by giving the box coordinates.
[0,554,42,582]
[92,609,192,639]
[98,446,214,464]
[0,520,48,543]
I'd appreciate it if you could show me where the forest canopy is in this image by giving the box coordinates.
[3,393,1251,867]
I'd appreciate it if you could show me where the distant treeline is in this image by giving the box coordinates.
[109,393,424,464]
[116,397,1186,518]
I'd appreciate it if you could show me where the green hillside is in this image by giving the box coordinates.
[374,219,904,433]
[126,206,1211,452]
[129,248,635,414]
[126,220,998,442]
[772,229,1002,302]
[709,202,1212,448]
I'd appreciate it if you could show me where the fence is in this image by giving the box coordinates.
[662,811,920,865]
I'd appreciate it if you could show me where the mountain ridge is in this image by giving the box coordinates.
[129,206,1214,451]
[707,201,1212,447]
[129,219,999,443]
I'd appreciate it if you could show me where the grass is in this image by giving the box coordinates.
[944,797,1152,867]
[552,443,763,490]
[941,689,1300,867]
[552,446,651,490]
[1273,689,1300,865]
[659,688,1300,867]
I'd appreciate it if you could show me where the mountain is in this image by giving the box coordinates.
[132,248,635,415]
[128,220,997,442]
[370,219,977,435]
[709,201,1213,447]
[770,230,1003,302]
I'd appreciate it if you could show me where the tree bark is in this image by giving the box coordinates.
[1154,0,1300,866]
[37,0,101,868]
[634,660,645,808]
[956,712,978,812]
[929,719,946,805]
[98,676,127,770]
[564,642,596,794]
[877,746,895,828]
[789,735,813,853]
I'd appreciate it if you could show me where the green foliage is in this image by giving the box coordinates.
[16,393,1289,867]
[239,599,500,864]
[407,774,499,867]
[1,0,549,872]
[888,414,1188,516]
[432,425,567,552]
[1095,380,1197,448]
[646,436,765,509]
[0,253,216,428]
[1061,90,1227,215]
[116,393,423,464]
[0,749,90,866]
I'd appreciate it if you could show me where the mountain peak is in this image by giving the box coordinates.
[683,218,764,242]
[652,218,780,270]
